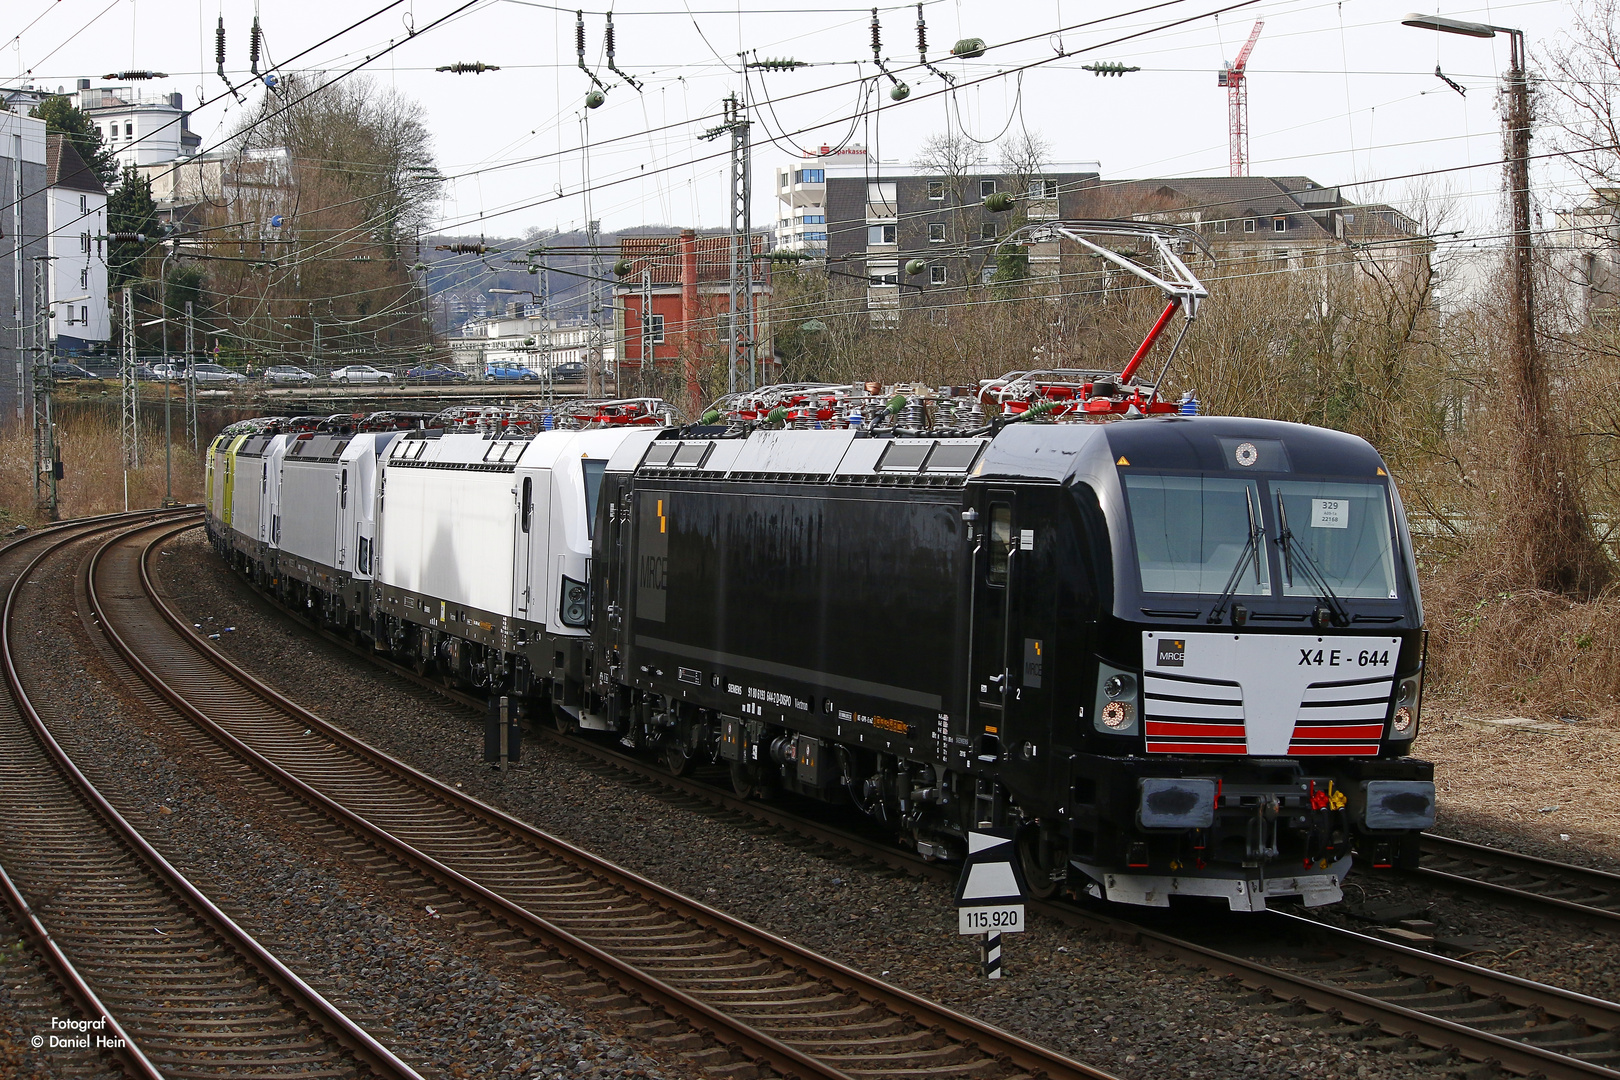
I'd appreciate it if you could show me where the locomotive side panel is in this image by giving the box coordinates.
[378,451,520,619]
[279,456,342,569]
[628,481,966,741]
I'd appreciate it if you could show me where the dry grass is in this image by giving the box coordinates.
[1422,563,1620,726]
[0,406,203,527]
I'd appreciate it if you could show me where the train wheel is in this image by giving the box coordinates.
[664,739,696,777]
[1017,826,1062,901]
[553,703,577,735]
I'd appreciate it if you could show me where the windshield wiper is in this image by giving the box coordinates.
[1207,486,1262,624]
[1275,492,1349,627]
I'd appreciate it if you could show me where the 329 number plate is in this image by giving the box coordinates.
[958,905,1025,934]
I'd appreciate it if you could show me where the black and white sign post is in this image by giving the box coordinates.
[955,827,1029,979]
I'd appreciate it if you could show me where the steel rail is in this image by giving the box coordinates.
[2,510,424,1080]
[119,519,1119,1080]
[0,515,176,1080]
[1416,833,1620,927]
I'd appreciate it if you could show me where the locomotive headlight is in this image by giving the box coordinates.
[1101,700,1135,728]
[1094,662,1141,736]
[1390,673,1422,740]
[1104,673,1136,700]
[559,575,590,628]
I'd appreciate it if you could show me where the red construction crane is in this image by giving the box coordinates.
[1217,21,1264,177]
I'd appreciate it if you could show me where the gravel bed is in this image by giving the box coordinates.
[0,904,121,1080]
[151,530,1498,1080]
[10,533,686,1080]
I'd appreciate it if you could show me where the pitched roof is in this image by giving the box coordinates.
[46,135,106,195]
[617,233,766,286]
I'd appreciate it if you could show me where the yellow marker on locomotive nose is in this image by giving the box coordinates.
[1117,456,1129,466]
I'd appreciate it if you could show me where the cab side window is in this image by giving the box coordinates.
[988,504,1012,586]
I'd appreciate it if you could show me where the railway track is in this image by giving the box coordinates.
[0,511,421,1080]
[532,728,1620,1080]
[100,518,1117,1080]
[1416,834,1620,928]
[162,520,1620,1080]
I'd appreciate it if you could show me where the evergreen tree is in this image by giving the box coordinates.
[107,168,157,290]
[29,96,119,187]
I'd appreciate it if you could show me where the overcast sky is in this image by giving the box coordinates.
[3,0,1589,242]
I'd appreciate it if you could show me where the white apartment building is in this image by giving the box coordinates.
[773,144,870,256]
[446,308,615,374]
[45,136,109,356]
[77,81,201,169]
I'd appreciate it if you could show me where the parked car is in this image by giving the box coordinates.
[194,363,248,384]
[50,362,98,381]
[329,364,393,385]
[550,361,585,382]
[264,364,316,385]
[405,362,470,384]
[486,361,541,383]
[148,362,184,381]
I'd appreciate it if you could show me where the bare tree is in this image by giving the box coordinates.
[1544,0,1620,185]
[203,76,440,365]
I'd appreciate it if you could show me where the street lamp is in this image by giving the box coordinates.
[1402,14,1602,591]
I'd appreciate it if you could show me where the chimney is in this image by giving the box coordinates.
[680,229,701,414]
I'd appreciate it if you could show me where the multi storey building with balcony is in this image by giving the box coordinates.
[76,80,201,169]
[818,163,1100,323]
[773,145,872,257]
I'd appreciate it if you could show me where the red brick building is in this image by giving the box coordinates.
[613,229,771,406]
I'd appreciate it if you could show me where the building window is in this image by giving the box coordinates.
[125,122,132,137]
[646,313,665,344]
[928,222,945,243]
[795,168,824,184]
[1214,220,1228,234]
[63,307,74,325]
[866,181,897,219]
[980,179,996,198]
[804,232,827,241]
[1031,179,1058,198]
[868,262,899,286]
[930,265,947,285]
[80,268,88,289]
[79,194,87,213]
[1274,250,1290,262]
[868,223,897,246]
[801,214,825,224]
[79,232,90,253]
[1274,218,1287,232]
[980,223,997,242]
[80,306,88,325]
[1243,219,1256,233]
[928,180,945,200]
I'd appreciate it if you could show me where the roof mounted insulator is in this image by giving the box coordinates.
[249,16,262,75]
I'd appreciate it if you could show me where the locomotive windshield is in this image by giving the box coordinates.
[1123,473,1399,600]
[1271,479,1398,599]
[1124,475,1269,596]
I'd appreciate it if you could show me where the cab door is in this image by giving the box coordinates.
[969,490,1017,759]
[968,486,1058,793]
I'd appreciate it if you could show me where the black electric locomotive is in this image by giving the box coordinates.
[589,412,1432,910]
